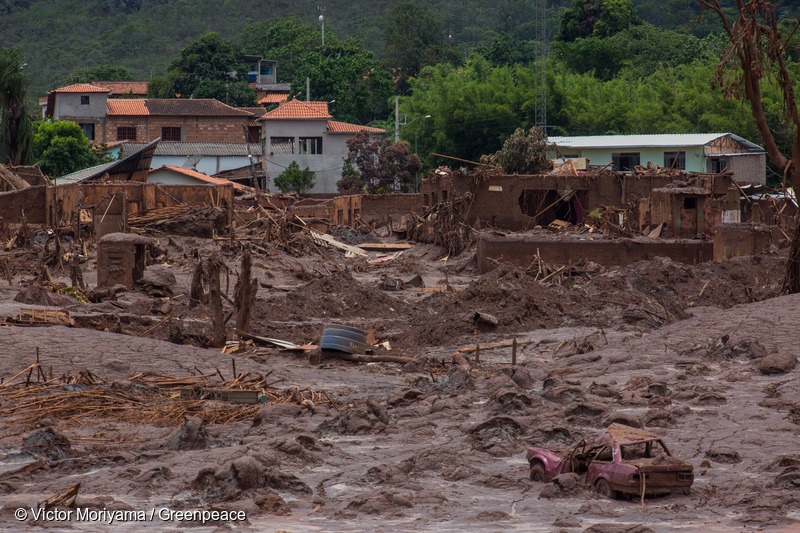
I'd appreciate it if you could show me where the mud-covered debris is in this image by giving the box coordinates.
[757,352,797,375]
[23,427,72,460]
[387,389,425,407]
[582,525,655,533]
[168,416,211,450]
[705,447,742,464]
[318,404,385,435]
[539,473,587,499]
[345,489,414,515]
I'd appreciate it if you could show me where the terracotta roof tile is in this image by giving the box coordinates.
[106,99,254,117]
[257,92,290,105]
[327,120,386,134]
[261,99,331,120]
[92,81,148,96]
[107,99,149,115]
[51,83,111,94]
[154,165,247,189]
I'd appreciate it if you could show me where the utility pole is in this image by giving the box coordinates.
[394,96,399,143]
[318,7,326,48]
[306,77,311,101]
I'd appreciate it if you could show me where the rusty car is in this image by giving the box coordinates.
[526,423,694,499]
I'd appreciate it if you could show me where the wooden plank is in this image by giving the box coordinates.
[357,243,414,251]
[309,230,369,257]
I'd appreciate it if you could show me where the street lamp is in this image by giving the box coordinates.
[318,7,325,48]
[400,114,432,152]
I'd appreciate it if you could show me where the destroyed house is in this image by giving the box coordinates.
[549,134,766,185]
[421,168,688,231]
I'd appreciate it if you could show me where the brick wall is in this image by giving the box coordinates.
[103,116,252,144]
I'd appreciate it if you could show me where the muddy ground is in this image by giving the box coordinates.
[0,220,798,532]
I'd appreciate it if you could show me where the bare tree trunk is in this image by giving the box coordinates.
[784,214,800,294]
[234,248,258,334]
[208,256,226,348]
[189,261,206,308]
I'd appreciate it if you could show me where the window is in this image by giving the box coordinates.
[708,157,728,173]
[116,126,137,141]
[299,137,323,155]
[260,64,272,75]
[592,445,613,462]
[161,126,181,142]
[270,137,294,154]
[80,95,90,105]
[664,151,685,170]
[684,197,697,210]
[79,123,95,141]
[247,126,260,143]
[612,152,640,171]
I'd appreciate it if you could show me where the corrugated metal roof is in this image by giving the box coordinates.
[327,120,386,134]
[56,138,159,184]
[261,100,331,120]
[121,142,263,157]
[54,161,118,185]
[549,133,764,152]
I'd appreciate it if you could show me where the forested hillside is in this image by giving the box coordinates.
[4,0,800,182]
[0,0,738,95]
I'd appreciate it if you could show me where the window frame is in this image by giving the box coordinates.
[612,152,641,171]
[664,151,686,170]
[80,95,90,105]
[298,136,323,155]
[116,126,137,141]
[161,126,182,142]
[79,123,95,141]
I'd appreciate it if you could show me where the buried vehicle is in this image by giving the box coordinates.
[526,423,693,498]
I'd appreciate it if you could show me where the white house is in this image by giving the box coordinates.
[549,133,766,184]
[259,100,385,193]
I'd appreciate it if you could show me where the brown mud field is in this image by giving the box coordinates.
[0,225,798,533]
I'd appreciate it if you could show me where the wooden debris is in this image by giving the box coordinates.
[39,483,80,510]
[7,308,74,327]
[235,329,314,351]
[357,242,414,251]
[309,230,369,257]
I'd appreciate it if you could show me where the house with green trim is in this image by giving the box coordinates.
[549,133,766,184]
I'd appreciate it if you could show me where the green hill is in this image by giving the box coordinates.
[1,0,725,98]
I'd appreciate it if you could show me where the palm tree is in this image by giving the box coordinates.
[0,47,33,165]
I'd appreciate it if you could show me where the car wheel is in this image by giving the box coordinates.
[529,461,546,482]
[595,478,619,499]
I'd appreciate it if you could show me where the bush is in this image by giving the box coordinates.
[273,161,315,194]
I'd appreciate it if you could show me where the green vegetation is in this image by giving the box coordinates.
[0,47,33,165]
[3,0,800,177]
[340,131,422,193]
[33,120,110,177]
[273,161,315,195]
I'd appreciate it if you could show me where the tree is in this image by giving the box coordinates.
[699,0,800,292]
[403,56,538,164]
[0,47,33,165]
[558,0,637,42]
[193,79,256,106]
[240,19,392,124]
[70,64,135,83]
[342,131,422,193]
[273,161,315,194]
[481,126,549,174]
[33,120,109,177]
[383,1,457,91]
[149,32,249,103]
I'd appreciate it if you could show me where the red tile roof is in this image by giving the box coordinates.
[107,99,149,115]
[92,81,148,96]
[261,99,331,120]
[327,121,386,134]
[106,99,255,117]
[258,92,290,105]
[51,83,111,94]
[152,165,247,189]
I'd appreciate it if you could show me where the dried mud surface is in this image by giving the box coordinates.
[0,227,797,533]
